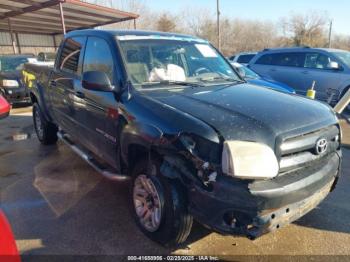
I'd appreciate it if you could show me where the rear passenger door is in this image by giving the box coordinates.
[252,52,306,92]
[79,36,120,169]
[50,36,86,138]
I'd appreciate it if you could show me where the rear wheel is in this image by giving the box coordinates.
[131,159,193,247]
[33,103,58,145]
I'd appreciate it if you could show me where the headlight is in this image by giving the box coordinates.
[2,79,19,87]
[222,141,279,179]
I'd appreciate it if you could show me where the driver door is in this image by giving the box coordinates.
[79,36,120,169]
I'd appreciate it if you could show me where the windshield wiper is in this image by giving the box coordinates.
[142,80,204,88]
[199,76,246,84]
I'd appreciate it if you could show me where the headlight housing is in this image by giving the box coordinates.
[179,133,221,164]
[222,141,279,179]
[2,79,19,88]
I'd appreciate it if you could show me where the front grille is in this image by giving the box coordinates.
[279,125,340,174]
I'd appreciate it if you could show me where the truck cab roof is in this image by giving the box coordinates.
[65,29,206,42]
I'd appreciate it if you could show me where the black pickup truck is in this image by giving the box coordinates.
[0,54,35,104]
[27,29,342,246]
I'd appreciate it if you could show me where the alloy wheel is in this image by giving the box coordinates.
[133,174,162,232]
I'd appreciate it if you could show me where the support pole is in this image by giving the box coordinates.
[334,88,350,114]
[59,2,66,35]
[7,18,17,54]
[133,19,137,30]
[15,33,21,54]
[216,0,221,51]
[52,35,57,50]
[328,19,333,48]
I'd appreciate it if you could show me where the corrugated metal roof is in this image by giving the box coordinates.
[0,0,139,35]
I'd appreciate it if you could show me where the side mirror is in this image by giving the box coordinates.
[82,71,113,92]
[328,61,340,70]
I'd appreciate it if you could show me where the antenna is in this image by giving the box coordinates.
[216,0,221,51]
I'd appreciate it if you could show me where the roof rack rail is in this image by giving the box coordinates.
[261,45,311,52]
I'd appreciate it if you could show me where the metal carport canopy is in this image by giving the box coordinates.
[0,0,139,35]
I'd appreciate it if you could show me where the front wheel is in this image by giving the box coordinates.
[131,159,193,247]
[33,103,58,145]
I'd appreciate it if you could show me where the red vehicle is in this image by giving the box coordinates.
[0,211,20,261]
[0,95,11,119]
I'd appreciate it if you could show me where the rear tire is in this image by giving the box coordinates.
[33,103,58,145]
[130,158,193,247]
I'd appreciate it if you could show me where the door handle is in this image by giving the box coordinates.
[75,91,85,99]
[302,71,309,74]
[269,68,277,72]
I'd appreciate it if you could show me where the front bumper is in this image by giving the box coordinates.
[188,151,341,239]
[1,86,30,104]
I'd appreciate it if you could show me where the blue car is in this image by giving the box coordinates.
[231,62,295,94]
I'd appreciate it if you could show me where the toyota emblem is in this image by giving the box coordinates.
[316,138,328,155]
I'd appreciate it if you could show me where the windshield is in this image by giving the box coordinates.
[0,57,30,72]
[331,51,350,68]
[117,38,241,88]
[232,63,259,79]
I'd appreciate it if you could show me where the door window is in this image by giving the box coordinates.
[255,54,273,65]
[59,37,85,75]
[237,54,255,64]
[271,53,305,67]
[83,37,114,81]
[304,53,336,70]
[256,53,305,67]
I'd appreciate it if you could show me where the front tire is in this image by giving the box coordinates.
[33,103,58,145]
[131,159,193,247]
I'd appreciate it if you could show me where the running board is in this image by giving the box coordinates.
[57,131,130,181]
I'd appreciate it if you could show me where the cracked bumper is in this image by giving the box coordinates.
[188,151,341,239]
[247,178,334,238]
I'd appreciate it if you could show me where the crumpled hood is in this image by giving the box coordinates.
[145,83,337,148]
